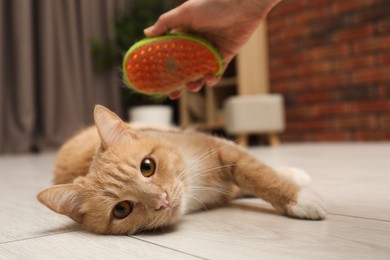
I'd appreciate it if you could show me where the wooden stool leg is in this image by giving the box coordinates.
[268,133,281,146]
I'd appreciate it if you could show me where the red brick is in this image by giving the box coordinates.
[378,53,390,65]
[311,73,349,89]
[296,61,332,77]
[270,68,296,81]
[312,103,352,117]
[353,35,390,53]
[302,38,332,50]
[355,131,390,141]
[379,114,390,129]
[268,40,295,55]
[310,44,351,60]
[351,67,390,84]
[294,6,330,24]
[271,73,349,92]
[351,6,389,25]
[280,134,311,142]
[378,19,390,33]
[271,77,315,92]
[311,0,332,6]
[268,16,294,32]
[334,55,376,70]
[378,85,390,97]
[312,132,352,141]
[279,26,311,40]
[271,81,291,93]
[351,100,390,113]
[331,0,377,15]
[333,25,374,42]
[286,119,331,131]
[298,91,332,103]
[333,86,381,101]
[333,115,378,130]
[286,107,314,119]
[269,52,309,67]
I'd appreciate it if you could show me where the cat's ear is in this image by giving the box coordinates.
[37,184,85,223]
[94,105,136,148]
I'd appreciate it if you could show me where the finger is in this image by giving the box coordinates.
[144,4,190,37]
[205,57,230,86]
[186,78,205,92]
[206,75,221,87]
[168,89,183,100]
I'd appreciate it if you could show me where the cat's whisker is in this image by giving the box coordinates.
[176,143,232,181]
[182,194,208,211]
[182,162,256,184]
[185,186,238,197]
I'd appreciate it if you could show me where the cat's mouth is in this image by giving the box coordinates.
[166,195,180,216]
[169,204,180,215]
[164,193,181,217]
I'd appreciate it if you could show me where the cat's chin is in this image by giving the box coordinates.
[162,203,183,227]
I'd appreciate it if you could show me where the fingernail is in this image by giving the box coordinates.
[168,90,182,100]
[206,79,218,87]
[144,26,154,36]
[186,82,203,92]
[204,74,218,87]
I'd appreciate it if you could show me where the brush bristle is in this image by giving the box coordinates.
[123,36,221,95]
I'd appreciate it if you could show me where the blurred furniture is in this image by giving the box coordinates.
[179,23,284,145]
[224,94,285,146]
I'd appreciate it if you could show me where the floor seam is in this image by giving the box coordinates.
[328,212,390,223]
[1,231,208,259]
[0,230,79,245]
[131,237,208,260]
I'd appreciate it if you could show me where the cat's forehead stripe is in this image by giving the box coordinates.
[117,161,136,173]
[103,169,130,183]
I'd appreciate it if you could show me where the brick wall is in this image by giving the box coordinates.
[267,0,390,141]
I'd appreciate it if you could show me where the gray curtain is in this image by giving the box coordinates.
[0,0,134,153]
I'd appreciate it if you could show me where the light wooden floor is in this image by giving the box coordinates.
[0,143,389,259]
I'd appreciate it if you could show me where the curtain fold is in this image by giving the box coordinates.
[0,0,36,153]
[0,0,134,153]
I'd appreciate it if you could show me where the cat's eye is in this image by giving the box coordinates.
[113,201,133,219]
[140,157,156,177]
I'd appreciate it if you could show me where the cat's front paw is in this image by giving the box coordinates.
[286,188,326,220]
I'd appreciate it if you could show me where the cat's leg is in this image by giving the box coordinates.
[275,166,311,187]
[219,141,326,220]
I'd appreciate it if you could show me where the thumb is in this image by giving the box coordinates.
[144,5,189,37]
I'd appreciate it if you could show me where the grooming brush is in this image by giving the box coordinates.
[122,33,223,96]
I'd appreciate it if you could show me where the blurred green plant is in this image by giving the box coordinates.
[91,1,176,106]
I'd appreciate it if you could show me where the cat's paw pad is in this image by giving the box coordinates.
[276,166,311,187]
[286,188,326,220]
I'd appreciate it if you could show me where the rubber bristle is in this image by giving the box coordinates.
[123,34,222,96]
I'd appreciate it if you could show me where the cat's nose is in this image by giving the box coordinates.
[155,192,170,210]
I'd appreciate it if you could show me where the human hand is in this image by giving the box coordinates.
[144,0,281,99]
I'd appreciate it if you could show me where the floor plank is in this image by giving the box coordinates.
[0,232,199,259]
[0,154,78,243]
[249,143,390,221]
[138,201,390,260]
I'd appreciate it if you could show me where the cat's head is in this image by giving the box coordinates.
[37,105,186,235]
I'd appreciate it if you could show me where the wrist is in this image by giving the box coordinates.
[240,0,282,21]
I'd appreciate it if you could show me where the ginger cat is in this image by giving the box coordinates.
[37,105,325,235]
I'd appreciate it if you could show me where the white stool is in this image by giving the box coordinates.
[224,94,285,146]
